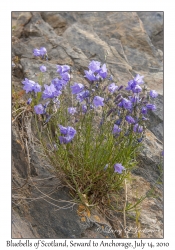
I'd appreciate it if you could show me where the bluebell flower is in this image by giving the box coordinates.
[71,83,84,94]
[108,83,118,93]
[34,104,45,114]
[114,163,125,174]
[150,90,158,98]
[125,115,135,124]
[40,65,47,72]
[68,107,77,115]
[93,96,104,107]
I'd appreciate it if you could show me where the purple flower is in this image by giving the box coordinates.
[60,72,70,81]
[84,70,97,81]
[108,83,118,93]
[88,61,101,73]
[141,107,147,115]
[132,84,142,93]
[56,65,70,74]
[34,104,45,114]
[68,107,77,115]
[99,64,107,79]
[27,98,32,105]
[161,150,164,156]
[146,104,156,111]
[129,95,140,104]
[118,98,132,110]
[93,96,104,107]
[150,90,158,98]
[40,65,47,72]
[40,47,47,56]
[126,75,144,93]
[33,82,42,93]
[76,90,89,102]
[42,84,61,99]
[59,136,74,144]
[33,49,41,56]
[82,104,87,113]
[58,125,68,135]
[71,83,84,94]
[114,163,125,174]
[58,125,76,144]
[125,115,135,124]
[134,74,144,84]
[133,123,143,133]
[52,78,65,91]
[113,124,122,134]
[23,79,35,93]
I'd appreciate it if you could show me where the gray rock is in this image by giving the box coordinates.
[137,12,163,51]
[147,94,163,142]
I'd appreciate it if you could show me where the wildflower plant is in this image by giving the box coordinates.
[22,47,159,207]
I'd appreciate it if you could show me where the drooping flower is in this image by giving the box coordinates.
[56,65,70,74]
[52,78,66,91]
[126,74,144,93]
[68,107,77,115]
[113,124,122,134]
[141,107,147,115]
[88,60,101,73]
[108,83,118,93]
[33,48,41,56]
[33,82,42,93]
[98,64,107,79]
[39,47,47,56]
[60,72,70,81]
[58,125,76,144]
[93,96,104,107]
[40,65,47,72]
[82,104,87,113]
[114,163,125,174]
[23,79,35,93]
[133,123,143,133]
[71,83,84,94]
[146,104,156,111]
[132,84,142,93]
[42,84,61,99]
[34,104,45,114]
[84,70,97,81]
[129,95,140,104]
[59,136,74,144]
[150,90,158,98]
[134,74,144,85]
[125,115,135,124]
[118,98,132,110]
[76,90,90,102]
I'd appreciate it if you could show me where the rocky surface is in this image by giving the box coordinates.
[12,11,163,239]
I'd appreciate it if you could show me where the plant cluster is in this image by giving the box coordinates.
[21,47,159,206]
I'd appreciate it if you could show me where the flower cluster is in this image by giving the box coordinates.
[33,47,47,58]
[58,125,76,144]
[22,78,41,94]
[22,48,159,177]
[84,60,108,81]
